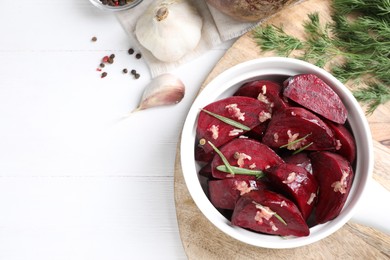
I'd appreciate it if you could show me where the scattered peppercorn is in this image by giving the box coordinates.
[128,48,135,55]
[134,73,140,79]
[131,69,136,75]
[91,36,97,42]
[123,68,128,73]
[101,72,108,78]
[100,63,105,68]
[135,53,142,59]
[107,57,114,64]
[110,54,115,59]
[102,56,109,63]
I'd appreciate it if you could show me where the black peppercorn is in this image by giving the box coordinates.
[128,48,134,55]
[135,53,142,59]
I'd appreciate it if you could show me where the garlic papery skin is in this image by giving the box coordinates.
[135,0,203,63]
[132,73,185,113]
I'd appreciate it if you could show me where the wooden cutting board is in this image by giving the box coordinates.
[174,0,390,258]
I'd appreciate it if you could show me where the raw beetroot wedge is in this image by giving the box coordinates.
[262,107,336,151]
[231,190,310,237]
[234,80,289,111]
[310,151,354,224]
[266,163,318,220]
[283,74,347,124]
[211,138,284,180]
[196,96,271,158]
[209,179,267,210]
[327,122,356,163]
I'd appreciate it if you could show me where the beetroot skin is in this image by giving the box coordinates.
[231,190,310,237]
[283,74,347,124]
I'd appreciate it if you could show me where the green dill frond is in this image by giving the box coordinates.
[332,14,390,56]
[252,25,303,56]
[300,13,337,67]
[353,83,390,114]
[333,0,390,19]
[251,1,390,113]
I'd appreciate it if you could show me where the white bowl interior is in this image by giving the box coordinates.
[180,57,374,249]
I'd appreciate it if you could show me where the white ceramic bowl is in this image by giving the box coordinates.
[180,57,375,248]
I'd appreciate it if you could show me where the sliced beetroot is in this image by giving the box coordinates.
[196,96,271,156]
[266,163,318,220]
[283,74,347,124]
[209,179,267,210]
[234,79,289,111]
[283,152,312,174]
[327,122,356,163]
[262,107,336,151]
[211,138,284,179]
[310,151,354,224]
[231,190,309,237]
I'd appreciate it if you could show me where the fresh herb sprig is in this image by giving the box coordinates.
[279,133,312,150]
[208,141,235,175]
[216,165,265,179]
[201,108,250,131]
[252,0,390,113]
[252,201,287,226]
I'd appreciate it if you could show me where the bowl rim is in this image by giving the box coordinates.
[180,57,374,249]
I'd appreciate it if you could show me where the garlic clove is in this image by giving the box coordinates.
[131,73,185,113]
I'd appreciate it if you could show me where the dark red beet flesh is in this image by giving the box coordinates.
[310,151,354,224]
[209,179,267,210]
[262,107,336,151]
[234,80,289,111]
[327,122,356,163]
[283,74,347,124]
[196,96,271,158]
[283,152,312,174]
[266,163,318,220]
[231,190,310,236]
[211,138,284,180]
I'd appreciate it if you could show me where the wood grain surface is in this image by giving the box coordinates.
[174,0,390,258]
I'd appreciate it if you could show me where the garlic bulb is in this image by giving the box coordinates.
[131,73,185,113]
[135,0,203,62]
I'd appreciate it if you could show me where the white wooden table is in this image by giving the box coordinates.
[0,1,233,259]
